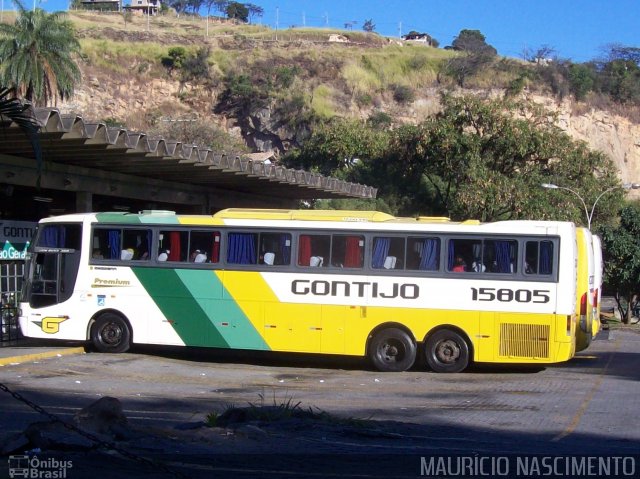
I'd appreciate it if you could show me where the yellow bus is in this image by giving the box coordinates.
[19,209,578,373]
[575,228,596,352]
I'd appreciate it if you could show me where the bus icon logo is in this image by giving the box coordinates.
[8,455,29,478]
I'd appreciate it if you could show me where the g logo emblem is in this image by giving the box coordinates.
[41,317,69,334]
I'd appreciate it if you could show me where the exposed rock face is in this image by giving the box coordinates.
[528,94,640,198]
[58,75,640,196]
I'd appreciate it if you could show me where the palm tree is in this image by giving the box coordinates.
[0,0,81,106]
[0,86,42,182]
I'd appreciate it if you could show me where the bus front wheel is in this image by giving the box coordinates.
[368,328,416,372]
[91,313,131,353]
[424,329,469,373]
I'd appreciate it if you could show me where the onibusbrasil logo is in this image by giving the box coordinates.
[8,455,73,478]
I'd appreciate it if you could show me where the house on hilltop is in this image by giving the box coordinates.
[125,0,161,16]
[402,31,438,47]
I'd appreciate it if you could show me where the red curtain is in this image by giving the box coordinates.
[168,231,181,261]
[211,232,220,263]
[298,235,311,266]
[344,236,362,267]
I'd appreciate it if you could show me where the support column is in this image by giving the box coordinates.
[76,191,93,213]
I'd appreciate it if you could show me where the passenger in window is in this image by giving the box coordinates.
[452,255,466,272]
[525,257,537,274]
[92,249,104,259]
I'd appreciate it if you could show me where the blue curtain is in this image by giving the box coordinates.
[228,233,256,264]
[419,239,439,271]
[41,225,65,247]
[495,241,512,273]
[372,237,391,268]
[108,230,120,259]
[447,240,455,270]
[540,241,553,274]
[280,234,291,265]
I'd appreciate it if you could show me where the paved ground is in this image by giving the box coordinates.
[0,329,639,478]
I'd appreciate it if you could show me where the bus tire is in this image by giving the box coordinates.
[425,329,470,373]
[368,328,416,372]
[91,313,131,354]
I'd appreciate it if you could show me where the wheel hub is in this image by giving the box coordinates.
[436,339,460,364]
[102,323,122,345]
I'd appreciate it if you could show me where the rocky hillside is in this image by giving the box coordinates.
[55,11,640,195]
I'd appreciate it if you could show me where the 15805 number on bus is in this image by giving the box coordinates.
[471,287,550,303]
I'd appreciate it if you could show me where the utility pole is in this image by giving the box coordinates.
[275,7,279,40]
[398,21,402,38]
[324,12,329,27]
[302,11,305,27]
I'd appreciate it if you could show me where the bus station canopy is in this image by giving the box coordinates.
[0,108,377,201]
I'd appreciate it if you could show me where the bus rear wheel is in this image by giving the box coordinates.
[368,328,416,372]
[424,329,470,373]
[91,313,131,353]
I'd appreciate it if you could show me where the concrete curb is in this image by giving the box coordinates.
[0,347,86,366]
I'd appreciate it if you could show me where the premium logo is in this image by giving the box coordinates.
[91,278,131,288]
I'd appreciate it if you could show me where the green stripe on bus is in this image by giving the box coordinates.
[175,270,269,351]
[132,268,269,350]
[95,213,180,224]
[132,268,230,348]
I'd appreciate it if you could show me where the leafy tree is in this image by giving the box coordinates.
[0,1,81,106]
[600,59,640,104]
[603,44,640,65]
[161,47,187,71]
[212,0,229,15]
[180,47,212,86]
[445,29,497,87]
[599,204,640,322]
[226,1,249,22]
[360,94,620,221]
[283,119,388,178]
[363,19,375,33]
[568,63,596,100]
[246,3,264,23]
[168,0,190,15]
[451,29,497,56]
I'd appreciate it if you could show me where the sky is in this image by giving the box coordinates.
[30,0,640,62]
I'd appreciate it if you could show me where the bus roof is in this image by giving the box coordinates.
[39,209,576,235]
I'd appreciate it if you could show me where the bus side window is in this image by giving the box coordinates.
[260,232,291,265]
[122,229,151,261]
[298,234,330,267]
[159,230,188,262]
[332,235,364,268]
[525,240,554,275]
[484,239,517,274]
[406,237,439,271]
[226,232,258,265]
[372,237,405,270]
[190,231,221,264]
[447,238,475,273]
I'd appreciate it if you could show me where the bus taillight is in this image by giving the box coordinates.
[580,293,587,316]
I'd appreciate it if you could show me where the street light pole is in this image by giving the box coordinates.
[541,182,640,229]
